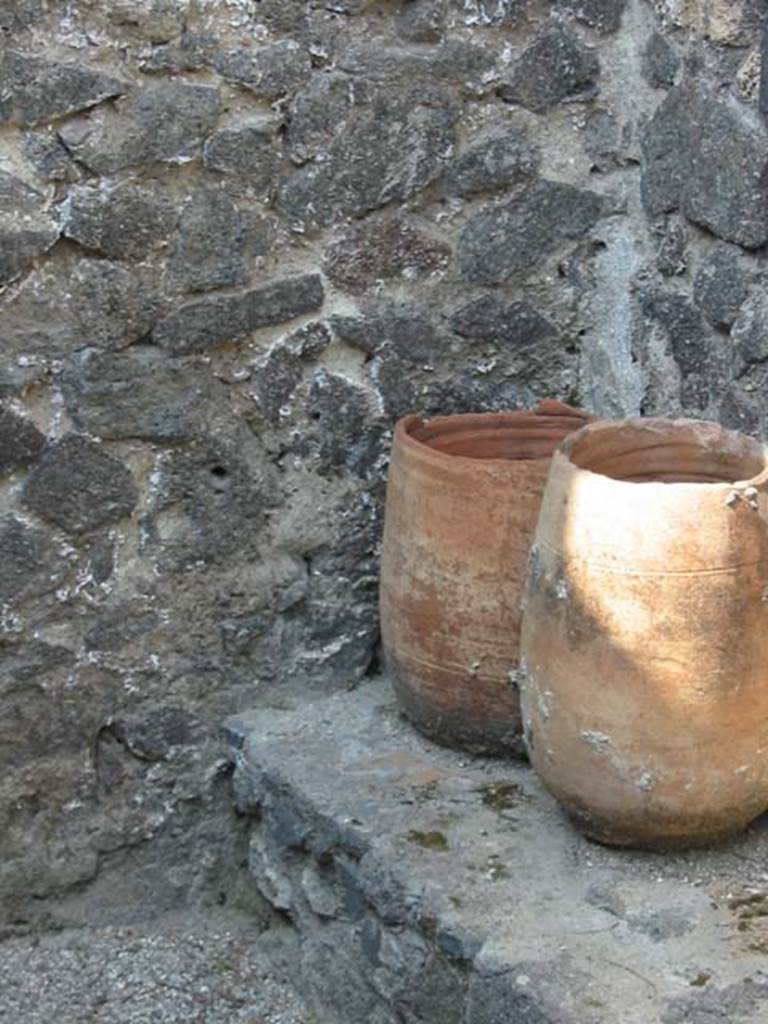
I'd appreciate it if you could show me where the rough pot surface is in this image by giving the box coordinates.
[520,416,768,849]
[380,400,590,755]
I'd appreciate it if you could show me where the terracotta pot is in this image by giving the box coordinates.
[520,416,768,849]
[379,400,591,755]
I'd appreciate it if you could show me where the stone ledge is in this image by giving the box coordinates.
[225,680,768,1024]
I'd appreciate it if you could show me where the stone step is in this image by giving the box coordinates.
[225,679,768,1024]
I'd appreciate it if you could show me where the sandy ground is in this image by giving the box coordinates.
[0,910,314,1024]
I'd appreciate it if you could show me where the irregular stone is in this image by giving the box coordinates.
[693,245,750,329]
[61,347,213,443]
[335,309,445,364]
[21,131,80,182]
[0,515,66,605]
[139,32,217,73]
[338,41,498,97]
[434,370,531,416]
[71,259,160,351]
[662,976,768,1024]
[0,406,46,475]
[0,647,113,770]
[639,290,708,377]
[642,31,680,89]
[0,170,60,285]
[279,100,456,230]
[458,180,603,284]
[58,83,221,174]
[498,24,599,113]
[141,440,268,571]
[641,77,768,248]
[115,706,199,762]
[22,435,138,535]
[584,109,631,172]
[107,0,185,43]
[251,0,310,33]
[0,255,160,373]
[153,275,325,354]
[449,296,559,349]
[452,0,530,24]
[303,371,383,478]
[396,1,446,43]
[62,184,178,261]
[203,122,282,194]
[442,126,540,197]
[0,0,45,32]
[0,50,127,126]
[0,641,75,693]
[284,73,362,165]
[84,601,161,652]
[251,322,332,425]
[719,387,761,435]
[170,189,246,292]
[215,42,312,102]
[324,214,451,293]
[557,0,628,33]
[731,291,768,367]
[371,354,426,418]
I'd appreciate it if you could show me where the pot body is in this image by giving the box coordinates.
[520,417,768,848]
[380,401,590,755]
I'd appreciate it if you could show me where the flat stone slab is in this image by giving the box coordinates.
[226,679,768,1024]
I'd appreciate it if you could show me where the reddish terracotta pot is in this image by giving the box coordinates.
[520,416,768,849]
[379,400,591,755]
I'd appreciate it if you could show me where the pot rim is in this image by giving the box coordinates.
[396,400,591,469]
[557,415,768,493]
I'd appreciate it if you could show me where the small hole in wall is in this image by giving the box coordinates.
[210,465,230,492]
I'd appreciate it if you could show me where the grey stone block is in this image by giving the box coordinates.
[458,180,604,284]
[731,290,768,368]
[694,245,750,329]
[499,24,599,113]
[449,296,559,350]
[642,31,680,89]
[61,347,216,443]
[0,515,67,605]
[226,680,768,1024]
[558,0,628,34]
[278,100,456,231]
[153,275,324,354]
[170,189,247,293]
[0,50,127,126]
[338,40,498,97]
[22,435,138,535]
[642,77,768,248]
[59,83,221,174]
[214,41,312,102]
[396,1,446,43]
[0,170,59,285]
[324,213,451,294]
[63,184,178,262]
[442,126,540,197]
[203,122,281,194]
[0,406,46,475]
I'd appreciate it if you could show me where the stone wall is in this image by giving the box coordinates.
[1,0,765,930]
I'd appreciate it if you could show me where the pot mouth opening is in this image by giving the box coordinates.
[566,420,766,485]
[404,409,589,463]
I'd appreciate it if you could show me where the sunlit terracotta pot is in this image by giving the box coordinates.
[520,416,768,849]
[380,400,591,755]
